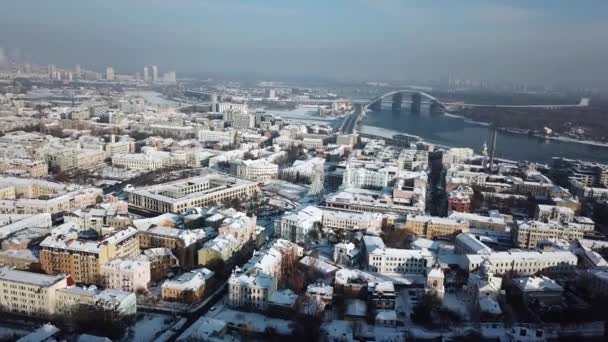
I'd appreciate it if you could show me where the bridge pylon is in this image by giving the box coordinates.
[410,93,422,114]
[391,93,403,113]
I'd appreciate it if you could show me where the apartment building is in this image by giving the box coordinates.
[40,227,140,284]
[227,239,301,311]
[276,206,323,244]
[363,235,433,274]
[112,153,164,171]
[404,215,469,240]
[513,220,584,249]
[47,148,106,172]
[448,212,508,232]
[127,174,258,215]
[100,258,151,292]
[280,157,325,183]
[161,268,214,304]
[0,267,68,317]
[0,177,101,215]
[231,159,278,181]
[137,247,178,281]
[465,250,577,276]
[137,225,209,269]
[321,208,383,234]
[197,129,237,144]
[0,158,48,177]
[198,235,240,267]
[535,204,575,223]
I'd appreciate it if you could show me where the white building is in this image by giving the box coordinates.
[455,232,492,255]
[228,271,275,311]
[535,204,575,223]
[363,235,433,274]
[465,250,577,276]
[112,153,164,171]
[100,258,151,292]
[127,174,258,214]
[442,148,474,167]
[281,157,325,183]
[513,220,584,249]
[0,267,69,317]
[276,206,323,244]
[231,159,278,181]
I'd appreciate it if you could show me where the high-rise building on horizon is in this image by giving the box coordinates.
[106,66,115,81]
[152,65,158,83]
[143,66,149,82]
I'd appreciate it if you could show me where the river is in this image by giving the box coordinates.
[362,108,608,164]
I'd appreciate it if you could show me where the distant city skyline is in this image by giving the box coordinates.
[1,1,608,87]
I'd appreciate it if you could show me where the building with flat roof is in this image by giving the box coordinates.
[0,267,68,317]
[513,220,584,249]
[127,174,258,215]
[0,177,102,215]
[404,215,469,240]
[100,257,151,292]
[465,250,577,276]
[363,235,433,274]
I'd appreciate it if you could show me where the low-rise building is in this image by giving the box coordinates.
[363,235,433,274]
[368,281,396,310]
[231,159,278,181]
[127,174,258,214]
[404,215,469,240]
[455,232,492,255]
[513,220,584,249]
[161,268,214,304]
[276,206,323,244]
[465,250,577,276]
[512,276,563,306]
[0,267,68,317]
[0,158,48,177]
[448,212,508,232]
[228,270,276,311]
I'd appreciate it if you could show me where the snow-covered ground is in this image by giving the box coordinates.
[124,313,178,342]
[263,180,309,202]
[213,308,295,335]
[442,292,471,320]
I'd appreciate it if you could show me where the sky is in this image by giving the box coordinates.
[0,0,607,86]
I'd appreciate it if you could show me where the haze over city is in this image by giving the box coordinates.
[1,0,608,86]
[2,1,608,341]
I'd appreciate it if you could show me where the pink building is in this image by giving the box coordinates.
[100,258,151,293]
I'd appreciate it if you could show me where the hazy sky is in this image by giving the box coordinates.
[1,0,607,85]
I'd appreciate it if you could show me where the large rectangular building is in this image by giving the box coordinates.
[363,235,434,274]
[127,174,258,214]
[40,227,140,284]
[465,250,577,276]
[513,220,584,249]
[404,215,469,240]
[0,267,68,317]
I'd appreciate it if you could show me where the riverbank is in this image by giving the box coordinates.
[444,112,608,148]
